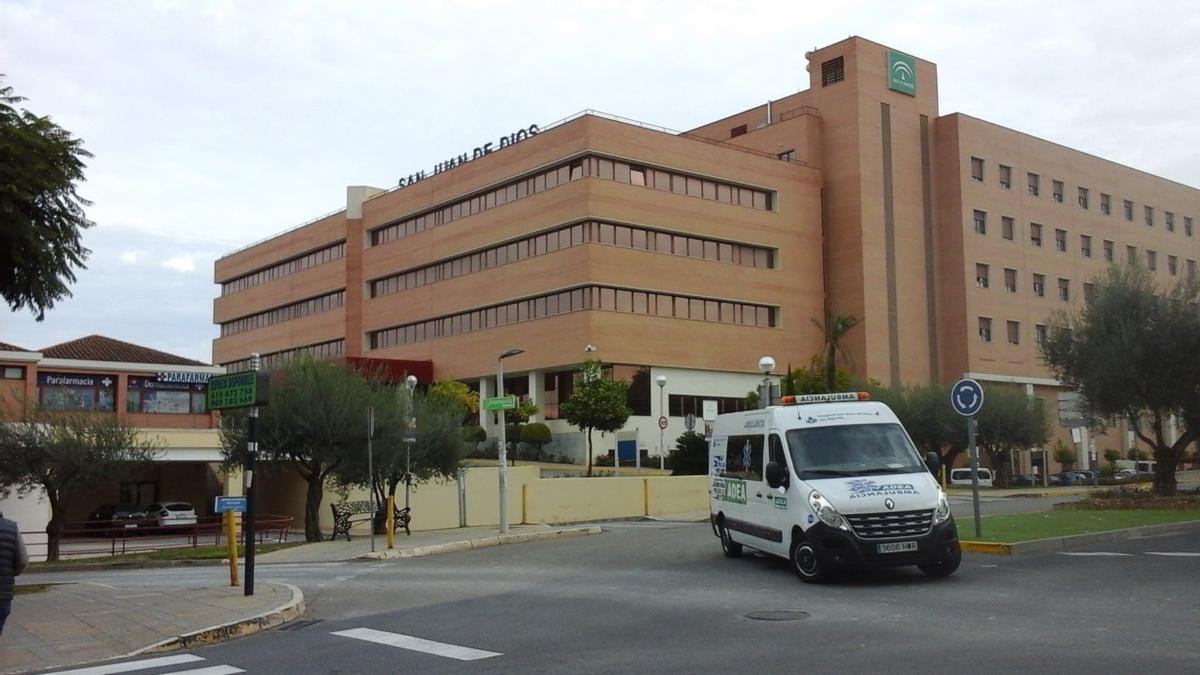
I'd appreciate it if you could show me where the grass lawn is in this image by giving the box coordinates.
[30,541,303,568]
[14,584,51,595]
[966,509,1200,543]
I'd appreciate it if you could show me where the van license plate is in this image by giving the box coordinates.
[877,541,918,554]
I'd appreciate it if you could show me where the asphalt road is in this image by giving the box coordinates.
[29,518,1200,675]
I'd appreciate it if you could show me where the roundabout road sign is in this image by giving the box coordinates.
[950,378,985,417]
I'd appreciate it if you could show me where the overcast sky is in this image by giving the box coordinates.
[2,0,1197,363]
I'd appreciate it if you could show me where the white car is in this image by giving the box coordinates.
[949,467,993,487]
[144,501,197,528]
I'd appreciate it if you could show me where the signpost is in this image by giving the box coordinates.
[950,378,985,537]
[209,356,269,596]
[214,495,246,587]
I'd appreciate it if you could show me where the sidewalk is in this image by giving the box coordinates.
[0,581,302,675]
[257,523,603,564]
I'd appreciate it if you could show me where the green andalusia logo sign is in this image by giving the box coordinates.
[888,51,917,96]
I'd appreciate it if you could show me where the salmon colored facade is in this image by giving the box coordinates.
[212,36,1200,472]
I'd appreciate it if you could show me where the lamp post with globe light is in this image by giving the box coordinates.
[656,374,667,470]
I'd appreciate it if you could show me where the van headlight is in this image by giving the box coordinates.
[933,489,952,525]
[808,491,848,530]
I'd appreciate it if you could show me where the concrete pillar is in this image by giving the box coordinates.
[527,370,544,423]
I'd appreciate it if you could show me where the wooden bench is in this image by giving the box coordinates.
[329,500,411,541]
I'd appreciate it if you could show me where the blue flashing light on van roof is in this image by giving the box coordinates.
[780,392,872,405]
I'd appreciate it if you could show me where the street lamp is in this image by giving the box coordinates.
[758,355,776,409]
[656,374,667,470]
[497,348,524,534]
[404,374,417,524]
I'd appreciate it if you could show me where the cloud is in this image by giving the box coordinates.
[161,255,196,273]
[118,250,145,264]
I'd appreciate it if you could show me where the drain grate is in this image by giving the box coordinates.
[278,618,324,631]
[746,610,810,622]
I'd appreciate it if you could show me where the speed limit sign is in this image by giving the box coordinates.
[657,416,668,430]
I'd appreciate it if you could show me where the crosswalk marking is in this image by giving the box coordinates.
[168,667,244,675]
[1146,552,1200,557]
[332,627,501,661]
[45,654,205,675]
[1057,552,1132,556]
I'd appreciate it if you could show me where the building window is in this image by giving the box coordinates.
[1078,187,1089,209]
[1083,283,1096,304]
[1127,245,1138,265]
[976,263,990,289]
[1166,211,1175,232]
[973,210,987,235]
[730,124,748,138]
[2,366,24,380]
[1007,321,1020,345]
[1100,193,1111,215]
[1033,273,1045,297]
[978,317,993,343]
[1124,200,1134,221]
[1147,250,1158,271]
[1055,228,1067,252]
[1004,268,1017,293]
[1035,324,1048,346]
[1186,217,1194,237]
[1058,278,1070,302]
[777,149,795,161]
[1030,222,1043,247]
[220,241,347,296]
[220,290,346,337]
[821,57,845,86]
[222,339,345,374]
[1002,216,1015,240]
[1052,180,1064,203]
[994,164,1011,189]
[1027,172,1040,196]
[1103,239,1114,262]
[669,394,749,418]
[1145,205,1154,226]
[37,372,116,412]
[1168,255,1178,276]
[1189,259,1197,279]
[1080,234,1092,258]
[971,157,984,182]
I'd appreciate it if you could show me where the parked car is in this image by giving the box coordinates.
[87,503,147,534]
[1049,471,1091,486]
[949,467,993,487]
[143,501,197,528]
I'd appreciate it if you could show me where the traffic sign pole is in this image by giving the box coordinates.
[951,378,986,538]
[244,353,260,597]
[225,509,239,587]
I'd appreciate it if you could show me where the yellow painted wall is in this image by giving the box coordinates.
[524,476,646,524]
[644,476,709,515]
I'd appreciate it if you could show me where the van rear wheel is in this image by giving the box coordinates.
[719,524,743,558]
[790,538,831,583]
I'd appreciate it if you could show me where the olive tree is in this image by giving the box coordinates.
[1041,264,1200,495]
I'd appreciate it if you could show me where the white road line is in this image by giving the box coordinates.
[1057,552,1133,556]
[45,654,205,675]
[332,627,502,661]
[168,666,244,675]
[1146,552,1200,557]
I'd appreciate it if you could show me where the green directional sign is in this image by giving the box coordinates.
[482,395,517,412]
[888,50,917,96]
[206,371,270,410]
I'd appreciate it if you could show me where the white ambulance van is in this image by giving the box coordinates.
[709,392,960,582]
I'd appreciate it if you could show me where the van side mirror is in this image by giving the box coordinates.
[765,461,789,489]
[925,451,941,476]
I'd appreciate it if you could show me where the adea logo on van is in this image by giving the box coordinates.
[846,479,919,500]
[712,478,748,505]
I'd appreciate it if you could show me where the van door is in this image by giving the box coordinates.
[757,432,794,557]
[717,432,779,552]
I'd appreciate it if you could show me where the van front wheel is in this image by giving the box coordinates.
[918,541,962,578]
[719,524,743,558]
[790,538,831,583]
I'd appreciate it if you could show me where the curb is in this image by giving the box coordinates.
[359,525,602,560]
[130,582,305,655]
[961,519,1200,556]
[28,558,229,574]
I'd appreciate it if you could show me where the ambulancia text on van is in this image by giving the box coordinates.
[709,392,961,582]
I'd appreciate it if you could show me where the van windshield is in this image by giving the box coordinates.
[785,423,924,479]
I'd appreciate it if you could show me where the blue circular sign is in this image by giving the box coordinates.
[950,378,984,417]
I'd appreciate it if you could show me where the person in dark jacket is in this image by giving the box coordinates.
[0,509,30,635]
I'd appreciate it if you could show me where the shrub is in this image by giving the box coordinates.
[669,431,709,476]
[521,423,552,461]
[461,425,487,443]
[1103,448,1122,463]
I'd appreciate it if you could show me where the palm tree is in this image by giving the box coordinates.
[811,313,861,391]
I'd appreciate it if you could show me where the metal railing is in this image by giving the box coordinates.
[22,514,294,560]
